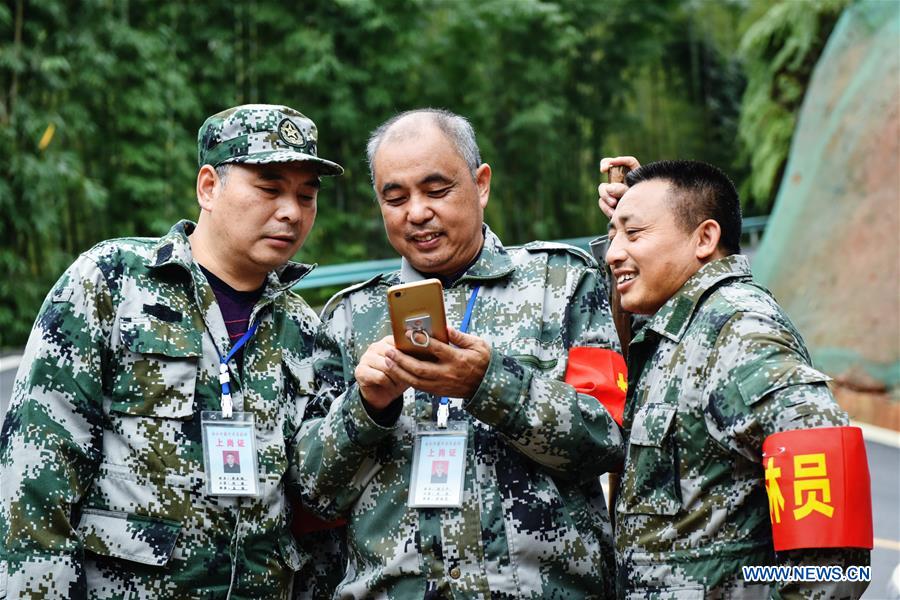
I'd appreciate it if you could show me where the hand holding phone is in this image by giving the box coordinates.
[386,279,449,359]
[354,336,409,410]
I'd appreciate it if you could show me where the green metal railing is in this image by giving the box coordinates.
[295,215,769,291]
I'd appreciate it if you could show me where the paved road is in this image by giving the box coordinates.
[1,355,898,595]
[866,436,900,598]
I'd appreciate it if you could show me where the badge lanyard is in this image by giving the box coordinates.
[217,322,258,418]
[408,284,480,508]
[201,321,261,497]
[436,285,480,428]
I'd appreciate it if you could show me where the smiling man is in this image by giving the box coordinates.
[292,109,626,598]
[604,159,871,598]
[0,105,343,598]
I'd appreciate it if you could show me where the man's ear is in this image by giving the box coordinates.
[694,219,722,261]
[196,164,220,212]
[475,163,491,209]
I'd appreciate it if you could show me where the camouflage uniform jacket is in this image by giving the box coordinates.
[292,226,625,599]
[0,221,322,599]
[615,254,869,599]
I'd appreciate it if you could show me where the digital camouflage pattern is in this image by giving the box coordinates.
[0,221,333,598]
[292,527,347,599]
[291,226,624,599]
[197,104,343,175]
[615,254,869,599]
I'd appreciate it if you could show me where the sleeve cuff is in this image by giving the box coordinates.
[364,394,403,427]
[465,348,529,430]
[341,385,401,448]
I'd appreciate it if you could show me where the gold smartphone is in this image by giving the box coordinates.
[387,279,449,359]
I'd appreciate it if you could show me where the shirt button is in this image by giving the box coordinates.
[449,567,461,579]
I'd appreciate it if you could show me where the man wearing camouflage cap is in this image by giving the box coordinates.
[0,104,342,598]
[291,109,626,598]
[599,158,871,597]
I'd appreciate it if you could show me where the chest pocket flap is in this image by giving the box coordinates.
[78,508,181,567]
[630,403,676,446]
[120,315,202,357]
[110,315,202,419]
[283,352,317,396]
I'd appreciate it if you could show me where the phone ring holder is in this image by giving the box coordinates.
[409,328,431,348]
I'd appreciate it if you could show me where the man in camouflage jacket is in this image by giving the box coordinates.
[291,109,626,598]
[601,159,869,598]
[0,105,343,598]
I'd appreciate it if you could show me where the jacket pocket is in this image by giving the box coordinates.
[268,352,317,442]
[110,315,202,419]
[283,353,317,399]
[619,403,680,515]
[78,508,181,566]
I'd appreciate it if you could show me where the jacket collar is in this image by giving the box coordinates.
[646,254,753,343]
[146,220,314,294]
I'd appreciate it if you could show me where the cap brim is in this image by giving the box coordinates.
[223,150,344,176]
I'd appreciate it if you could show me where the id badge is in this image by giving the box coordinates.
[408,421,468,508]
[201,411,259,497]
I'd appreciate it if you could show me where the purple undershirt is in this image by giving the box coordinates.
[198,264,265,372]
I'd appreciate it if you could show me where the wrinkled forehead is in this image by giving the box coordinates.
[374,118,458,168]
[374,129,459,185]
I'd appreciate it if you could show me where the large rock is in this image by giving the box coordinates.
[753,0,899,402]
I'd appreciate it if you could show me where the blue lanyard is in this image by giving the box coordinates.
[438,285,480,417]
[217,322,258,417]
[458,285,480,335]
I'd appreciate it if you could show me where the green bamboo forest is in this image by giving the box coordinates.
[0,0,847,346]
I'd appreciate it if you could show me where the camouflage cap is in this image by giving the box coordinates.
[197,104,343,176]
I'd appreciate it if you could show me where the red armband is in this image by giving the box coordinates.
[291,499,346,537]
[564,347,627,426]
[762,426,873,551]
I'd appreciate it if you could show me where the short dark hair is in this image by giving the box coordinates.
[625,160,742,255]
[215,163,231,186]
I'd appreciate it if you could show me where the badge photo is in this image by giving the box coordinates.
[408,422,468,508]
[201,411,260,497]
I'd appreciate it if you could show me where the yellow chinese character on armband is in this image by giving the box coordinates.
[793,453,834,519]
[765,457,786,523]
